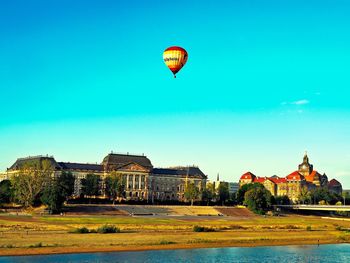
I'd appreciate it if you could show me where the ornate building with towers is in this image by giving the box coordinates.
[239,153,342,202]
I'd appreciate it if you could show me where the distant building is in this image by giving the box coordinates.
[239,153,343,202]
[151,166,206,202]
[328,179,342,195]
[0,172,8,182]
[228,182,239,194]
[4,152,207,203]
[209,173,238,196]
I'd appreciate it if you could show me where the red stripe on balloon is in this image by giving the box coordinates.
[164,46,187,53]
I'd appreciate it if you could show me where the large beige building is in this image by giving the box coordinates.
[3,152,207,203]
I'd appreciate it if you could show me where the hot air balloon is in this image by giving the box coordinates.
[163,46,188,78]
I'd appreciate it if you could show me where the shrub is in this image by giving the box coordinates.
[29,242,43,248]
[285,225,300,230]
[335,226,350,232]
[193,225,216,232]
[306,226,312,231]
[159,240,176,245]
[318,200,327,205]
[72,227,90,234]
[97,224,120,233]
[228,225,246,230]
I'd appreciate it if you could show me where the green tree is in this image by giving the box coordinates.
[298,186,311,204]
[184,182,200,206]
[310,187,341,205]
[236,183,264,205]
[41,178,61,213]
[0,180,13,204]
[105,176,118,201]
[244,187,273,214]
[40,171,75,213]
[58,171,75,200]
[274,195,290,205]
[11,160,53,207]
[201,188,213,205]
[218,182,230,206]
[116,176,126,200]
[105,172,125,203]
[81,174,101,198]
[201,182,216,205]
[229,192,237,205]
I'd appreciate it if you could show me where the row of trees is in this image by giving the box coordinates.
[184,182,232,206]
[80,172,125,203]
[0,160,76,213]
[298,186,343,205]
[184,182,274,213]
[235,183,345,214]
[0,169,126,213]
[79,176,232,206]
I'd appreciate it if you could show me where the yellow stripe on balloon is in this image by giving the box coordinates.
[163,46,188,76]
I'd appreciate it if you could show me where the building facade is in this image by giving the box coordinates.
[3,152,207,203]
[239,153,343,202]
[228,182,239,194]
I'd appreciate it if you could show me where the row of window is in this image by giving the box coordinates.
[127,191,146,198]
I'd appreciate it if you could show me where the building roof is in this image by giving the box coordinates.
[328,178,341,187]
[304,170,321,183]
[8,156,61,171]
[253,177,266,183]
[286,171,305,181]
[57,162,103,172]
[102,153,153,169]
[240,172,256,180]
[152,166,207,179]
[269,177,287,184]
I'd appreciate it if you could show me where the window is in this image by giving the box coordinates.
[135,175,139,189]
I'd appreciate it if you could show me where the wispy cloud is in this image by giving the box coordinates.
[291,99,310,105]
[281,99,310,106]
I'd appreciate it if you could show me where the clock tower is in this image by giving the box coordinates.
[298,152,313,177]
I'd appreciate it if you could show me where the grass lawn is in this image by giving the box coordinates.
[0,211,349,256]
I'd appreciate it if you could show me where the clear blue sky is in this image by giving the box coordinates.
[1,0,349,187]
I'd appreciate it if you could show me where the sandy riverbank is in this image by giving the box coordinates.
[0,239,348,257]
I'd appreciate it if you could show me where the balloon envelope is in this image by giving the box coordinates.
[163,46,188,77]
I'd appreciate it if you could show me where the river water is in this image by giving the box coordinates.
[0,244,349,263]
